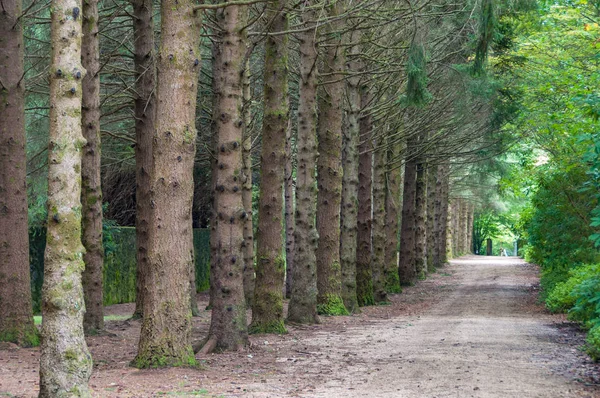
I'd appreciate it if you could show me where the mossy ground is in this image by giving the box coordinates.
[317,294,349,316]
[248,319,287,335]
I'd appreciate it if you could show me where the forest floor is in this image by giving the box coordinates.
[1,256,600,397]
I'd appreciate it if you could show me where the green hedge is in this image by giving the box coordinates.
[29,227,210,313]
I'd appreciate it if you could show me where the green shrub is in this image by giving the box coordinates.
[546,263,600,313]
[586,324,600,362]
[568,273,600,327]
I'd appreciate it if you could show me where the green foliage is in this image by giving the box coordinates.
[586,324,600,362]
[317,294,349,316]
[473,211,501,254]
[546,263,600,313]
[404,41,430,107]
[29,227,211,312]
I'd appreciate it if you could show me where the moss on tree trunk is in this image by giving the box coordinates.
[250,0,289,334]
[81,0,105,334]
[132,0,155,320]
[315,0,348,316]
[132,0,200,367]
[287,1,320,324]
[384,138,403,294]
[39,0,93,392]
[204,1,249,352]
[339,24,362,313]
[0,0,39,349]
[372,136,388,303]
[356,89,375,307]
[399,133,418,286]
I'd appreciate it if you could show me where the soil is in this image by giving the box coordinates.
[1,256,599,397]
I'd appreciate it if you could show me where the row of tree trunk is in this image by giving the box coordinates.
[0,0,480,394]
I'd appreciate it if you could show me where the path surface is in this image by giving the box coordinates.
[1,256,599,397]
[300,256,599,397]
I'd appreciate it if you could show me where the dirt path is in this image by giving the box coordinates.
[1,256,599,397]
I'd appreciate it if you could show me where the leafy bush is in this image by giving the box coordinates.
[586,325,600,362]
[569,274,600,328]
[546,264,599,313]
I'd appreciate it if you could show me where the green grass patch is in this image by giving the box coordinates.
[34,314,131,325]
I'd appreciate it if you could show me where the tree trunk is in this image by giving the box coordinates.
[133,0,200,367]
[339,25,361,313]
[203,1,249,352]
[287,1,319,324]
[460,199,468,255]
[371,139,387,303]
[467,202,474,253]
[384,139,402,294]
[81,0,104,334]
[0,0,38,348]
[486,239,492,256]
[250,0,289,334]
[39,0,92,392]
[242,59,255,308]
[132,0,155,320]
[132,0,156,318]
[398,134,418,285]
[432,164,442,268]
[315,0,347,316]
[451,199,459,257]
[439,163,450,264]
[414,141,427,279]
[284,120,295,299]
[426,164,436,271]
[356,89,374,306]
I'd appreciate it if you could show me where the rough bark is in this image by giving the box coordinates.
[132,0,155,320]
[467,202,474,253]
[133,0,200,367]
[432,164,443,269]
[242,59,255,307]
[204,1,249,352]
[459,199,468,255]
[414,141,427,278]
[0,0,38,348]
[315,0,348,316]
[339,25,361,313]
[426,164,436,271]
[39,0,93,392]
[250,0,289,334]
[372,139,388,303]
[384,139,402,294]
[81,0,104,334]
[439,163,450,264]
[287,2,319,324]
[284,120,295,299]
[356,89,374,306]
[398,134,417,286]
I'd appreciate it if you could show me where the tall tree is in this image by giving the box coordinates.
[398,134,418,285]
[340,21,362,313]
[202,1,249,352]
[250,0,289,334]
[287,0,320,324]
[284,120,295,298]
[384,139,402,293]
[426,163,436,270]
[81,0,104,334]
[356,89,375,306]
[133,0,200,367]
[439,163,451,264]
[242,60,255,307]
[315,0,348,315]
[0,0,38,347]
[131,0,156,319]
[39,0,93,391]
[414,147,428,278]
[372,139,388,303]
